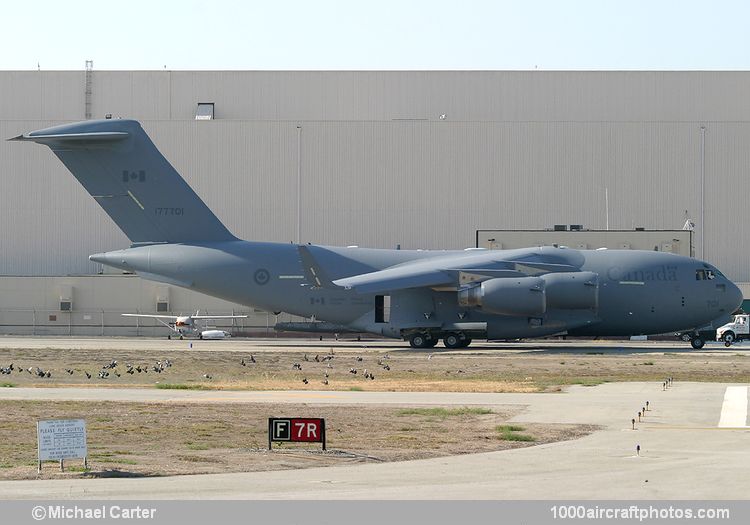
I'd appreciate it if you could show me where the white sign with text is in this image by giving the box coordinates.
[37,419,87,461]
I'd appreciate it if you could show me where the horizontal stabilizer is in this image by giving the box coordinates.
[9,131,129,143]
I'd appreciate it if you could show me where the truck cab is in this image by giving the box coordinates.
[717,314,749,346]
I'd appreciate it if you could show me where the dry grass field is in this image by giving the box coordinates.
[0,344,748,393]
[0,400,595,480]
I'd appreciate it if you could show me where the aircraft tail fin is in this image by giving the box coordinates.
[11,119,236,244]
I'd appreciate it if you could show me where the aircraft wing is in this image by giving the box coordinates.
[122,313,179,320]
[331,257,579,294]
[191,315,248,319]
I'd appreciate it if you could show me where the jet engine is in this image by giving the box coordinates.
[457,276,546,316]
[542,271,598,310]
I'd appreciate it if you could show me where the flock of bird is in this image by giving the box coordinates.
[293,351,393,385]
[0,358,174,381]
[2,349,403,386]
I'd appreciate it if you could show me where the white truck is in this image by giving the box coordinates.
[716,314,749,346]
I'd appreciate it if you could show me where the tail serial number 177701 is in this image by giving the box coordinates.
[155,207,184,216]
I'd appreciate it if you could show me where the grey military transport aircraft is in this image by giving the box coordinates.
[11,120,743,349]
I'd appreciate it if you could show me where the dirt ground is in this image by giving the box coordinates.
[0,344,749,392]
[0,400,595,480]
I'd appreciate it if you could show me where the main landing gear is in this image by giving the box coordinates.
[443,332,472,349]
[408,333,437,349]
[407,332,472,349]
[690,335,705,349]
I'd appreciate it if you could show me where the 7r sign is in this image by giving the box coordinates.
[268,418,326,450]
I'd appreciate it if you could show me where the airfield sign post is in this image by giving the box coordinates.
[268,418,326,451]
[37,419,87,473]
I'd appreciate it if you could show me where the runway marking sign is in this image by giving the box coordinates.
[718,386,749,428]
[268,418,326,450]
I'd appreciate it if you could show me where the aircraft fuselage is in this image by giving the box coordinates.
[91,241,741,341]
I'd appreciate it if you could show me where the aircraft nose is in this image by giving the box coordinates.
[728,281,744,312]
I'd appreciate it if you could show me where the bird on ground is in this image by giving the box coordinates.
[240,358,246,366]
[85,371,91,379]
[302,377,309,384]
[250,355,256,363]
[65,368,74,375]
[322,378,328,385]
[203,373,212,379]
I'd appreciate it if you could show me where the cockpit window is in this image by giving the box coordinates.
[696,269,715,280]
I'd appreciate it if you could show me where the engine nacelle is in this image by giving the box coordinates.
[458,276,546,316]
[542,271,598,310]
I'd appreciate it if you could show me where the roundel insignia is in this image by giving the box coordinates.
[254,268,271,286]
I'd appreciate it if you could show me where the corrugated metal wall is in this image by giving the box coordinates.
[1,71,748,280]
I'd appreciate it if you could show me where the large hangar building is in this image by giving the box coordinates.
[0,70,748,335]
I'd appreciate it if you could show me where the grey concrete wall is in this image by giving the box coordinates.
[4,70,750,121]
[0,71,747,286]
[0,275,299,336]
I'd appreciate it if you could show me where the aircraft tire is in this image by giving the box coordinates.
[722,331,735,345]
[409,333,430,349]
[443,332,464,349]
[425,338,438,348]
[167,335,171,340]
[459,338,472,348]
[690,336,705,349]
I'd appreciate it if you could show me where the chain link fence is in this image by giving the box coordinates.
[0,309,305,337]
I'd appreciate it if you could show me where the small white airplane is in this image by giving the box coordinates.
[122,312,247,339]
